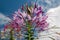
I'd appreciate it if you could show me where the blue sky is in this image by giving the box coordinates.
[0,0,60,28]
[0,0,32,28]
[0,0,60,17]
[0,0,32,17]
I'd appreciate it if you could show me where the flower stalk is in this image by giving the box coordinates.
[10,29,14,40]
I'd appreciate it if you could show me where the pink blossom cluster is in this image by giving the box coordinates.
[4,4,48,32]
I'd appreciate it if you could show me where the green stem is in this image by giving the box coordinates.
[28,29,31,40]
[26,21,34,40]
[10,29,14,40]
[29,33,30,40]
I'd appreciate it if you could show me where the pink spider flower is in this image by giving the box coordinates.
[32,6,48,31]
[4,21,21,32]
[9,4,49,32]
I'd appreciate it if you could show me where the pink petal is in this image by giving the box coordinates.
[13,14,17,20]
[22,11,27,18]
[27,14,31,20]
[41,16,48,21]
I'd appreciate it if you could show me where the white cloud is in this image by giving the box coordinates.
[36,0,60,11]
[46,6,60,27]
[33,0,60,40]
[0,13,11,25]
[37,6,60,40]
